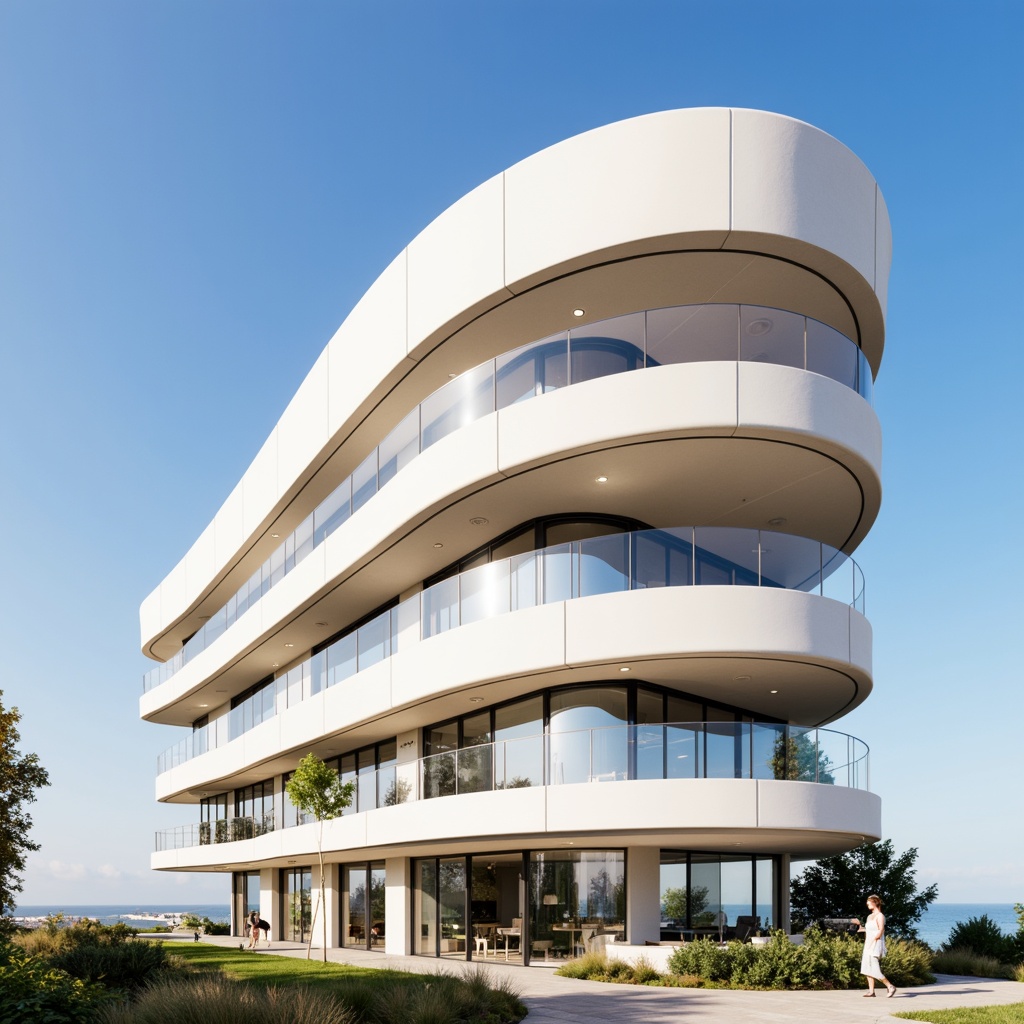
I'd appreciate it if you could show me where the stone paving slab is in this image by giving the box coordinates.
[155,934,1023,1024]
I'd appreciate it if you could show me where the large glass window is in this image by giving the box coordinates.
[281,866,312,943]
[529,850,624,960]
[659,852,778,940]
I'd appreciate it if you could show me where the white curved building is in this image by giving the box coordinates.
[142,107,890,961]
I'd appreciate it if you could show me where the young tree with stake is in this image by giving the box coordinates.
[285,753,354,960]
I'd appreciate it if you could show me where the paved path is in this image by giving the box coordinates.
[158,934,1023,1023]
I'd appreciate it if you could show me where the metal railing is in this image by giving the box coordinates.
[156,526,865,775]
[154,722,868,850]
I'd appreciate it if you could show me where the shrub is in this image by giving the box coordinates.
[664,928,934,990]
[944,916,1016,961]
[555,951,609,979]
[50,941,170,993]
[932,949,1015,980]
[99,973,355,1024]
[0,941,108,1024]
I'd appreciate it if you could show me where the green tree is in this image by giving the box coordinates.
[790,839,938,940]
[1,690,50,926]
[769,729,835,784]
[285,753,354,960]
[661,885,710,923]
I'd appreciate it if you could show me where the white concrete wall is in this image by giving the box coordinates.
[151,778,881,872]
[141,363,880,722]
[154,586,872,801]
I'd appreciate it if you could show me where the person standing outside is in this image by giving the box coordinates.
[247,910,260,950]
[853,894,896,997]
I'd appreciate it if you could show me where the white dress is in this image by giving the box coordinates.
[860,912,887,980]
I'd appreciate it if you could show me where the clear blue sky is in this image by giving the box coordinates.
[1,0,1021,907]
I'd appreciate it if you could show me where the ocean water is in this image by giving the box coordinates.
[915,903,1019,949]
[12,904,231,930]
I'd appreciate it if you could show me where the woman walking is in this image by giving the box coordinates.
[854,894,896,997]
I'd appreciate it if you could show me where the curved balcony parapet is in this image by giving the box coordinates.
[155,525,865,775]
[144,302,871,694]
[154,721,868,851]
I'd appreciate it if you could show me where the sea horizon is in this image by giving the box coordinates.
[12,901,1019,950]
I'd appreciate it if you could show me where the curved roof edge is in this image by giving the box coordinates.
[142,107,891,657]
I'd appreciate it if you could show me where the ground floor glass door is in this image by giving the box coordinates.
[232,871,260,938]
[343,862,386,948]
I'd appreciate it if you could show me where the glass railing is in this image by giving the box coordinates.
[154,722,869,850]
[156,525,865,775]
[144,302,873,693]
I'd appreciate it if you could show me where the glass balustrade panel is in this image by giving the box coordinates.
[646,303,738,365]
[740,305,805,369]
[422,577,459,639]
[421,362,495,451]
[378,408,420,489]
[351,451,378,514]
[758,532,820,592]
[694,527,760,586]
[577,533,630,597]
[356,613,391,671]
[460,560,511,626]
[806,319,857,390]
[569,312,645,385]
[313,477,352,545]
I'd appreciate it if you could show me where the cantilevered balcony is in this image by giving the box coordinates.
[155,721,869,852]
[143,303,872,695]
[156,525,866,777]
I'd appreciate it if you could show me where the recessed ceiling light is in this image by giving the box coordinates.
[469,697,484,703]
[448,372,458,379]
[572,308,585,317]
[284,643,294,648]
[770,689,779,694]
[768,517,787,526]
[272,663,279,668]
[198,615,211,621]
[469,517,488,526]
[433,542,443,549]
[271,533,280,538]
[733,674,751,682]
[619,667,630,673]
[595,476,608,483]
[198,704,208,708]
[315,621,328,627]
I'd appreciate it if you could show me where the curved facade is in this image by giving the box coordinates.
[141,108,890,959]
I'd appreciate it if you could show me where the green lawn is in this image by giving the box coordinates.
[894,1003,1024,1024]
[163,942,423,988]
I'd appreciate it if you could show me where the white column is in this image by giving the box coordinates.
[779,853,792,933]
[311,862,340,949]
[385,856,412,955]
[261,867,278,943]
[625,847,660,945]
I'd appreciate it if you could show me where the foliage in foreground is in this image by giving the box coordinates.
[669,929,934,990]
[126,965,526,1024]
[932,949,1018,981]
[162,945,526,1024]
[894,1003,1024,1024]
[0,689,51,919]
[0,940,108,1024]
[556,929,936,989]
[790,839,938,940]
[622,929,937,991]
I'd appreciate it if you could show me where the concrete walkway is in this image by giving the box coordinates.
[158,934,1023,1023]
